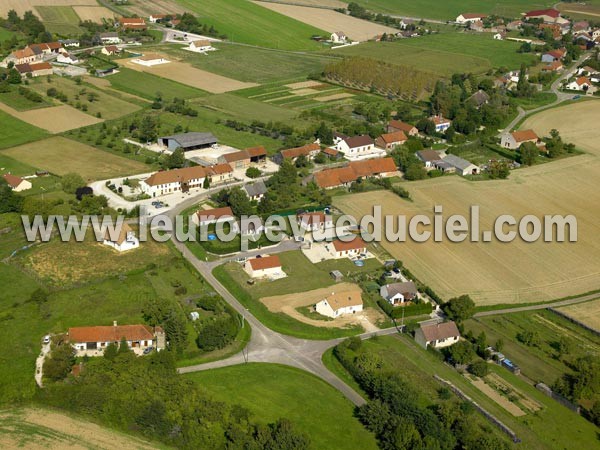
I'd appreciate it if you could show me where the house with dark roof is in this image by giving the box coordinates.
[380,282,418,306]
[334,134,386,161]
[416,149,444,168]
[415,321,460,349]
[69,321,165,355]
[387,120,418,136]
[243,180,267,201]
[435,154,480,176]
[15,62,53,77]
[158,132,218,151]
[467,90,490,108]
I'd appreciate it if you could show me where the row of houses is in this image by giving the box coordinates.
[140,164,233,197]
[307,157,398,189]
[2,41,63,66]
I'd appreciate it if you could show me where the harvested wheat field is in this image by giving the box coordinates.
[3,136,148,181]
[315,92,354,101]
[254,2,399,41]
[0,0,93,16]
[72,5,115,22]
[0,408,158,450]
[556,299,600,332]
[118,57,257,93]
[285,80,324,89]
[0,102,101,133]
[335,103,600,306]
[261,282,383,330]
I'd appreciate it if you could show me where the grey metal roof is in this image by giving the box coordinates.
[162,132,218,148]
[442,154,476,171]
[433,160,453,170]
[244,180,267,197]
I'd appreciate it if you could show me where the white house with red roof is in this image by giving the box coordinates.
[3,174,32,192]
[103,223,139,252]
[524,8,569,25]
[329,237,367,259]
[333,134,386,161]
[501,129,540,149]
[566,76,596,93]
[331,31,347,43]
[456,13,487,24]
[244,255,285,279]
[297,211,333,232]
[430,115,452,133]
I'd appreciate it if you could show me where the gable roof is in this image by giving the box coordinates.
[69,324,155,343]
[419,321,460,342]
[222,150,250,163]
[525,8,560,18]
[105,222,134,245]
[103,45,120,53]
[460,13,487,19]
[431,116,450,125]
[192,39,211,47]
[313,157,396,188]
[332,237,367,252]
[12,47,35,59]
[576,76,591,86]
[119,17,146,24]
[416,149,442,163]
[245,146,267,158]
[511,129,539,143]
[161,132,217,148]
[248,255,281,270]
[197,206,234,222]
[343,135,374,149]
[280,142,320,159]
[244,180,267,197]
[442,154,476,171]
[3,173,24,188]
[323,290,362,311]
[378,131,408,145]
[388,120,417,133]
[297,211,329,226]
[384,282,418,299]
[545,49,565,59]
[468,89,490,106]
[210,163,233,175]
[314,166,357,188]
[322,147,339,156]
[144,165,231,187]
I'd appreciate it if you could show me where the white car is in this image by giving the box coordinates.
[43,335,51,345]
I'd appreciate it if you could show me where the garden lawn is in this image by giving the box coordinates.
[0,109,48,149]
[176,0,327,50]
[187,363,378,450]
[107,68,207,101]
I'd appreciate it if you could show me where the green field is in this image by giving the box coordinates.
[335,33,537,76]
[0,87,52,111]
[465,310,600,386]
[335,334,600,450]
[107,68,208,100]
[176,0,327,50]
[35,6,82,36]
[0,110,48,149]
[186,363,378,450]
[0,27,15,41]
[159,43,336,83]
[353,0,556,21]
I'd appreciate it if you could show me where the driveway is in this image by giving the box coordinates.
[35,341,51,387]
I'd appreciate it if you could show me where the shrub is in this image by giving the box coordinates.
[468,360,489,377]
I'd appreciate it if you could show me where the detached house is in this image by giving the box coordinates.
[541,49,565,63]
[430,115,452,132]
[380,281,418,306]
[387,119,418,136]
[415,321,461,349]
[331,31,347,43]
[315,290,363,319]
[456,13,487,24]
[103,222,139,252]
[375,131,408,150]
[244,255,284,279]
[3,47,37,66]
[330,237,367,259]
[501,129,539,149]
[566,76,595,92]
[416,150,443,168]
[276,142,321,164]
[297,211,333,232]
[188,40,214,52]
[243,180,267,201]
[194,206,238,231]
[56,51,78,64]
[101,45,120,56]
[3,174,31,192]
[467,90,490,108]
[524,8,569,25]
[99,32,122,44]
[311,157,397,189]
[69,321,165,356]
[334,134,385,161]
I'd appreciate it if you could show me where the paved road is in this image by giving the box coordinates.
[474,292,600,317]
[499,54,591,136]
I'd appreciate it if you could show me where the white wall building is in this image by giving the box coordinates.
[244,255,284,279]
[103,223,139,252]
[415,321,460,349]
[315,290,363,318]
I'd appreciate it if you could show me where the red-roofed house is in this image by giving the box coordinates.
[375,131,408,150]
[501,129,540,149]
[140,164,233,197]
[3,174,32,191]
[103,222,139,252]
[277,142,321,163]
[541,49,565,63]
[194,206,236,227]
[68,321,165,355]
[311,157,397,189]
[15,62,53,77]
[566,76,595,93]
[330,237,367,259]
[387,120,418,136]
[315,290,363,318]
[333,134,386,161]
[524,8,568,25]
[119,17,147,30]
[297,211,333,231]
[244,255,284,278]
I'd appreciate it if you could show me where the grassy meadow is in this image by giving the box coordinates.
[187,363,378,450]
[35,6,82,36]
[0,110,48,149]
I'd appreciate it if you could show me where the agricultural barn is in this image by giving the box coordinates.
[103,223,139,252]
[315,290,363,319]
[375,131,408,150]
[15,62,53,77]
[415,321,460,349]
[68,321,165,356]
[275,142,321,164]
[438,154,480,176]
[158,132,218,151]
[119,17,147,30]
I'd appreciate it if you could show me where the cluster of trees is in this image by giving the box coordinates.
[175,12,225,39]
[17,86,43,102]
[1,10,49,43]
[156,96,198,117]
[519,129,574,165]
[554,355,600,425]
[390,145,427,180]
[334,338,509,450]
[194,295,241,351]
[0,178,24,213]
[324,57,436,101]
[40,349,309,449]
[142,297,189,354]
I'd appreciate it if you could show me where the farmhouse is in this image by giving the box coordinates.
[415,321,460,349]
[158,132,218,151]
[334,134,385,161]
[188,40,214,52]
[375,131,408,150]
[140,164,232,197]
[493,32,506,40]
[15,62,53,78]
[99,32,122,44]
[315,290,363,319]
[542,61,563,72]
[501,129,540,149]
[416,149,444,168]
[29,42,62,55]
[311,157,398,189]
[330,237,367,259]
[221,150,251,169]
[297,211,333,231]
[456,13,487,24]
[276,142,321,163]
[243,180,267,201]
[244,255,284,279]
[101,45,120,56]
[437,154,480,176]
[430,115,452,133]
[3,47,38,66]
[566,76,595,93]
[380,281,418,306]
[322,147,341,160]
[524,8,569,25]
[541,49,565,63]
[118,17,147,30]
[387,120,418,136]
[331,31,347,43]
[56,51,78,64]
[131,54,170,66]
[2,174,31,192]
[103,222,139,252]
[194,206,237,229]
[68,321,165,356]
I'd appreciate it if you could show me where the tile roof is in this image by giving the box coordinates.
[313,158,396,188]
[378,131,408,145]
[280,142,320,159]
[197,206,234,222]
[120,17,146,24]
[105,222,134,245]
[3,173,24,188]
[222,150,250,163]
[143,164,229,187]
[322,147,339,156]
[248,255,281,270]
[388,120,417,133]
[343,135,374,149]
[323,290,363,310]
[192,40,211,47]
[511,129,539,143]
[384,282,418,299]
[297,211,329,226]
[419,321,460,342]
[245,146,267,158]
[69,324,155,343]
[525,8,560,18]
[332,237,367,252]
[416,149,443,162]
[461,13,487,19]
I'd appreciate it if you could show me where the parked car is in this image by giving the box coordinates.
[43,335,51,344]
[143,346,154,355]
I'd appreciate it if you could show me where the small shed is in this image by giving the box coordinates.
[330,270,343,282]
[190,311,200,321]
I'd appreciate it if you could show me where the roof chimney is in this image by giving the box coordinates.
[113,321,117,327]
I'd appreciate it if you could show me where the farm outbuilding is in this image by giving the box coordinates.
[158,132,218,151]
